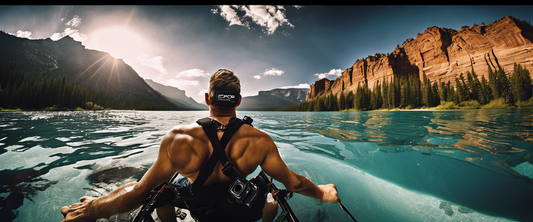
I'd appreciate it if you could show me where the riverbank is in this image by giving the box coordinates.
[343,98,533,112]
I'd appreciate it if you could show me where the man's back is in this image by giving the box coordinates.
[164,117,272,186]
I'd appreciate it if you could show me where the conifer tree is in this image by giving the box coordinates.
[511,63,533,102]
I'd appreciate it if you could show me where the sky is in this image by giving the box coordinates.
[1,5,533,103]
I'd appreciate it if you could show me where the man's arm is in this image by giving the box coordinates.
[61,130,179,222]
[259,136,339,203]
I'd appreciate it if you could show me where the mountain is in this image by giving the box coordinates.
[145,79,208,110]
[0,31,179,110]
[239,88,309,111]
[307,15,533,100]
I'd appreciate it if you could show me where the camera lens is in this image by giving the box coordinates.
[234,184,243,193]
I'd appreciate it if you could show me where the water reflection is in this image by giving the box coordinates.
[292,108,533,184]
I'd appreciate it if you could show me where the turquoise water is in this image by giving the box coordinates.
[1,109,532,222]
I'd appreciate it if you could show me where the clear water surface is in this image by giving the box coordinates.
[0,108,532,222]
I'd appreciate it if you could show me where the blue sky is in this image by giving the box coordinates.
[1,5,532,103]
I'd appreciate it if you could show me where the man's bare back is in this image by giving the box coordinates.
[164,117,272,186]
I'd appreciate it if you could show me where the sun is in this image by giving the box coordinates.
[84,26,149,60]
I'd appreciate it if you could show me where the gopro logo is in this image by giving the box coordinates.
[218,94,235,101]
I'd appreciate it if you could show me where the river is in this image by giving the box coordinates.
[0,109,532,222]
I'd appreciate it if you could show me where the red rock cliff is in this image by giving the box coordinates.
[307,15,533,100]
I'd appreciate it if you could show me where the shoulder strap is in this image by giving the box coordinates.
[193,117,245,190]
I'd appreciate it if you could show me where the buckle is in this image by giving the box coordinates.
[222,161,234,174]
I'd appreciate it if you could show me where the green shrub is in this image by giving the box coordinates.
[459,100,481,109]
[482,98,509,108]
[434,101,458,110]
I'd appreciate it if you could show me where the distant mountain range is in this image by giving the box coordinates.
[239,88,309,111]
[144,79,208,110]
[0,31,310,111]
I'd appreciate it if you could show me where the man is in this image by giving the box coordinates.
[61,69,339,222]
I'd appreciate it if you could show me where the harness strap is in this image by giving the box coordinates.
[193,117,244,190]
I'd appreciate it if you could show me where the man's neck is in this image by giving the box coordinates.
[209,107,237,119]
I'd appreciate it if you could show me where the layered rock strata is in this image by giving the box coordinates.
[307,15,533,100]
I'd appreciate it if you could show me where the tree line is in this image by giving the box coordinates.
[279,63,533,111]
[0,61,175,111]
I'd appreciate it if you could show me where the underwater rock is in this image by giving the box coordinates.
[88,166,146,184]
[439,201,473,216]
[439,201,454,216]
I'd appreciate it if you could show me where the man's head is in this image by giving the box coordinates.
[206,69,241,108]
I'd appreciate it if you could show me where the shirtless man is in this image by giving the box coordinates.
[61,69,339,222]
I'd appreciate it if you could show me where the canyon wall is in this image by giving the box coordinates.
[307,15,533,100]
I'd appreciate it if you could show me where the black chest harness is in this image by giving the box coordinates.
[133,116,277,222]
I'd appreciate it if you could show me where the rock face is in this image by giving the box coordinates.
[307,15,533,100]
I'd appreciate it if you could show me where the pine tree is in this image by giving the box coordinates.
[511,63,533,102]
[496,67,513,105]
[339,91,346,110]
[466,70,481,102]
[479,75,491,104]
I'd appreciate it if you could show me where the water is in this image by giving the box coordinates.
[0,109,532,222]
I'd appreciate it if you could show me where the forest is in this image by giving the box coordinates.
[0,61,175,111]
[279,63,533,111]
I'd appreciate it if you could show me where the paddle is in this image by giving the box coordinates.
[338,201,357,222]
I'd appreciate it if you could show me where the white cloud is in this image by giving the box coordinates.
[213,5,293,35]
[138,55,168,76]
[15,30,32,38]
[253,75,261,79]
[176,68,209,78]
[65,15,82,27]
[198,89,208,96]
[164,79,199,89]
[212,5,245,27]
[279,83,310,89]
[50,15,87,42]
[50,28,88,42]
[314,69,343,79]
[263,68,284,76]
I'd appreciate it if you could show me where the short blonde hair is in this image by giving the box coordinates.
[208,69,241,100]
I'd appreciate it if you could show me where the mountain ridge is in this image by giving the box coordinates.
[239,88,309,111]
[307,15,533,101]
[0,31,179,110]
[144,79,208,110]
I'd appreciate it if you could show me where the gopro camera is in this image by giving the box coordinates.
[228,177,260,207]
[213,88,239,106]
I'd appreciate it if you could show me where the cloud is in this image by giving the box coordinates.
[50,15,87,42]
[65,15,81,27]
[14,30,32,38]
[164,79,199,89]
[138,55,168,76]
[279,83,310,89]
[314,69,343,79]
[254,68,284,80]
[212,5,245,27]
[212,5,294,35]
[176,68,209,78]
[263,68,284,76]
[198,89,208,96]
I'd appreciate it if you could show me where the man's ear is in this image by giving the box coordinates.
[235,95,242,107]
[205,93,212,105]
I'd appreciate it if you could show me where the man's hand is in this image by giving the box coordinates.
[318,184,340,203]
[60,196,97,222]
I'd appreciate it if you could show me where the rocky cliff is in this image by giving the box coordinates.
[307,15,533,100]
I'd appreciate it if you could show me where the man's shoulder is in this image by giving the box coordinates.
[164,123,205,143]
